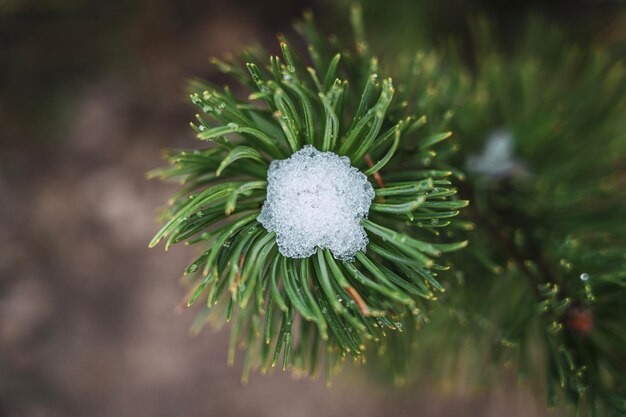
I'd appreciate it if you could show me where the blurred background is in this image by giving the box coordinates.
[1,1,624,416]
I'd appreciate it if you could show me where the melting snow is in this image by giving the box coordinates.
[258,145,374,261]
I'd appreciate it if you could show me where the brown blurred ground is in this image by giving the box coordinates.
[2,1,621,416]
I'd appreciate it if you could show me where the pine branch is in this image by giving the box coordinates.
[147,5,625,416]
[149,6,467,382]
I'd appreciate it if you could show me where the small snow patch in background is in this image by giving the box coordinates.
[258,145,375,261]
[467,129,527,179]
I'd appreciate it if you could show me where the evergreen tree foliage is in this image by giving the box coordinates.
[149,7,467,382]
[150,5,625,415]
[374,16,626,417]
